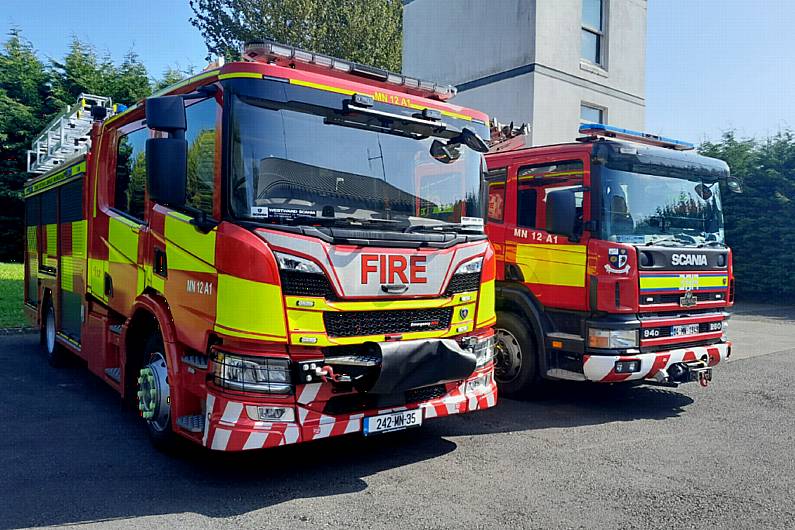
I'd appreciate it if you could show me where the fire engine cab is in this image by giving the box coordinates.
[485,124,741,396]
[22,41,498,451]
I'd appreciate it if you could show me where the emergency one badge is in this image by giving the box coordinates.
[605,248,630,274]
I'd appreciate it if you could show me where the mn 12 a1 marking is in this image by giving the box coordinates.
[187,279,213,295]
[513,228,559,244]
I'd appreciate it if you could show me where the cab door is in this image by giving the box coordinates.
[145,95,221,354]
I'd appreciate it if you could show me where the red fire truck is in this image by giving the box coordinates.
[485,124,740,396]
[22,41,497,451]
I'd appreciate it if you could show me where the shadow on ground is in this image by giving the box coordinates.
[0,334,693,528]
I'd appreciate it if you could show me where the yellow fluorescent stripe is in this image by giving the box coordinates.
[213,325,288,343]
[87,258,108,301]
[71,220,87,258]
[45,224,57,256]
[218,72,263,80]
[477,279,496,326]
[24,161,86,197]
[164,214,216,269]
[515,244,586,287]
[216,275,286,338]
[287,309,325,333]
[290,78,357,96]
[60,255,74,291]
[108,218,139,264]
[640,274,728,290]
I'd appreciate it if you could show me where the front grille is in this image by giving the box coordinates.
[324,307,453,337]
[280,270,336,299]
[406,384,447,403]
[444,272,481,296]
[640,291,726,305]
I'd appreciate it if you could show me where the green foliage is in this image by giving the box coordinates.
[0,263,25,328]
[189,0,403,70]
[700,132,795,301]
[0,30,185,262]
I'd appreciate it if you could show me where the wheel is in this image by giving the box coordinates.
[136,331,176,449]
[40,299,67,367]
[493,311,539,397]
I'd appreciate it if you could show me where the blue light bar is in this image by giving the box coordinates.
[578,123,694,151]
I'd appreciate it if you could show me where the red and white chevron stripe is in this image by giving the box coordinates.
[583,342,730,383]
[202,366,497,451]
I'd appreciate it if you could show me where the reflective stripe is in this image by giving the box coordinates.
[45,224,57,256]
[215,275,286,339]
[108,217,139,264]
[164,213,216,270]
[87,258,109,301]
[513,244,586,287]
[60,256,75,291]
[640,272,728,292]
[71,220,87,258]
[477,279,496,327]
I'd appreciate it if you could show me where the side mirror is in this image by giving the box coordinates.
[145,96,187,207]
[145,95,186,132]
[146,138,187,206]
[726,176,743,194]
[546,189,577,238]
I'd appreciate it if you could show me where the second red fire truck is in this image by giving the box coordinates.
[486,124,740,396]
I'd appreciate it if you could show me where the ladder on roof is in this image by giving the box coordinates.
[27,94,115,174]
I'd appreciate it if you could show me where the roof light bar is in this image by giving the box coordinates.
[242,40,457,101]
[578,123,694,151]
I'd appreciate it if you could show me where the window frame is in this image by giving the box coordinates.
[485,167,508,224]
[516,160,586,232]
[581,0,606,67]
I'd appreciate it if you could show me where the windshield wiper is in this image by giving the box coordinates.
[645,235,693,247]
[698,240,725,248]
[404,221,482,234]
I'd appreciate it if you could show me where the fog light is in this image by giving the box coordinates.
[245,405,295,422]
[614,360,641,373]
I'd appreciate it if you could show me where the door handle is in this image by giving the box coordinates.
[381,283,409,294]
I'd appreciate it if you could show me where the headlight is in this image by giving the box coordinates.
[721,320,728,340]
[274,252,323,274]
[470,334,495,367]
[455,257,483,275]
[588,328,639,349]
[214,352,292,394]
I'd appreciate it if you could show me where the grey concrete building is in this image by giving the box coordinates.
[402,0,647,146]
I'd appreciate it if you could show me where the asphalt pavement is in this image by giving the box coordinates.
[0,304,793,529]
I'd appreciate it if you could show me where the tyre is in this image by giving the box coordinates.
[40,298,68,367]
[493,311,540,397]
[136,331,176,449]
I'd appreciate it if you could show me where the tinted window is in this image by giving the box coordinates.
[185,98,217,215]
[486,168,507,223]
[115,127,148,220]
[518,161,584,230]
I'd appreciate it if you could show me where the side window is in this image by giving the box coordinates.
[115,127,148,221]
[185,98,218,215]
[517,161,584,230]
[486,167,507,223]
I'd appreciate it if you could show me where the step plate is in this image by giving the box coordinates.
[176,415,205,433]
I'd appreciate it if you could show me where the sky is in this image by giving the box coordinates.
[2,0,793,144]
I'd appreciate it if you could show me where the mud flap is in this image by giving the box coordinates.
[366,338,477,394]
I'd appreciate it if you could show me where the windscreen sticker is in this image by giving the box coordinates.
[250,207,318,220]
[614,235,646,244]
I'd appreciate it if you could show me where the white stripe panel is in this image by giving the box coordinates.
[298,407,310,424]
[202,394,216,446]
[211,428,231,451]
[344,414,363,434]
[297,383,321,404]
[283,425,300,445]
[243,432,269,450]
[423,404,438,419]
[468,396,478,411]
[486,390,496,408]
[220,401,243,425]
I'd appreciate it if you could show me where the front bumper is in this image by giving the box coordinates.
[202,364,497,451]
[582,342,730,383]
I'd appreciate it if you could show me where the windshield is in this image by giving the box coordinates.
[599,167,725,247]
[229,95,485,228]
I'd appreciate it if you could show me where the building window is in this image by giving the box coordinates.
[581,0,604,65]
[115,126,148,221]
[580,103,605,125]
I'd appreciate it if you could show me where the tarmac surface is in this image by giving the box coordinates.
[0,303,793,529]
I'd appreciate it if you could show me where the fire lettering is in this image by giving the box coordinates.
[360,254,428,284]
